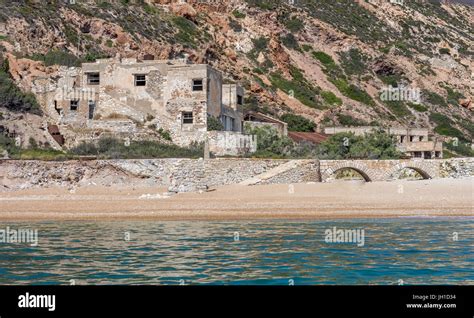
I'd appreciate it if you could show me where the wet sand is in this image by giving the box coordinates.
[0,178,472,220]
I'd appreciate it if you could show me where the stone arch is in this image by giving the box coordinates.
[321,162,374,182]
[382,161,435,181]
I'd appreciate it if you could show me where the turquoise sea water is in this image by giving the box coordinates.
[0,218,472,285]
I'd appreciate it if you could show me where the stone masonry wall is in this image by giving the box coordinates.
[1,158,472,193]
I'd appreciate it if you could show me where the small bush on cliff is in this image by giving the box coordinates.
[340,48,368,77]
[232,10,246,19]
[281,33,299,50]
[282,16,304,33]
[29,50,81,67]
[0,57,42,115]
[269,66,322,109]
[280,113,316,132]
[336,114,368,126]
[429,112,464,141]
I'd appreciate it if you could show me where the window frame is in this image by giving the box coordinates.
[182,111,194,124]
[70,100,79,111]
[192,79,204,91]
[86,72,100,85]
[134,74,147,87]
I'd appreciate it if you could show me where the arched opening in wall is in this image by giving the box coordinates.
[388,167,431,181]
[330,168,371,182]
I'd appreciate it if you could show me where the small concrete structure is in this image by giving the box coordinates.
[243,111,288,136]
[324,126,443,159]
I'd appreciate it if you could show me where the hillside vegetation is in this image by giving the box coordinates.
[0,0,472,155]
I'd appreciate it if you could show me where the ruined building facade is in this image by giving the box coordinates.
[34,58,255,155]
[324,126,443,159]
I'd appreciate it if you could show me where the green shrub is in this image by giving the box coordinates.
[29,50,82,67]
[281,33,299,50]
[318,130,403,159]
[13,148,69,161]
[207,116,224,131]
[172,16,198,47]
[0,57,41,114]
[312,51,335,66]
[1,133,70,160]
[244,0,280,10]
[283,16,304,33]
[340,48,367,77]
[157,128,172,141]
[247,36,269,60]
[336,114,367,126]
[280,113,316,132]
[445,87,464,106]
[252,36,268,52]
[269,72,321,109]
[311,51,345,78]
[321,91,342,106]
[439,48,450,55]
[383,100,412,118]
[407,102,428,112]
[429,113,464,140]
[244,124,295,157]
[378,73,404,87]
[423,90,447,107]
[232,10,246,19]
[71,137,203,159]
[445,141,474,157]
[331,78,374,106]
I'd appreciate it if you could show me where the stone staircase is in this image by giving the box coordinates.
[238,160,311,186]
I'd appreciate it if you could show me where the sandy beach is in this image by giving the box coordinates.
[0,177,472,220]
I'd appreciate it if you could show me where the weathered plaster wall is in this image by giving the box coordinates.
[207,131,257,156]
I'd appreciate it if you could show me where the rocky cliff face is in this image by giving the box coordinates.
[0,0,472,150]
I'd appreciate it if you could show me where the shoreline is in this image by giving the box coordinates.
[0,177,472,221]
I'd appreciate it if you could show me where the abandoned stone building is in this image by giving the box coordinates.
[34,57,256,155]
[243,111,288,137]
[324,126,443,159]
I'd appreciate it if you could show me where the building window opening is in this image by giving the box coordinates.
[237,95,243,105]
[409,135,415,142]
[134,74,147,86]
[54,100,61,115]
[88,100,96,120]
[70,100,79,111]
[182,112,193,124]
[192,79,203,91]
[87,73,100,85]
[414,151,422,158]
